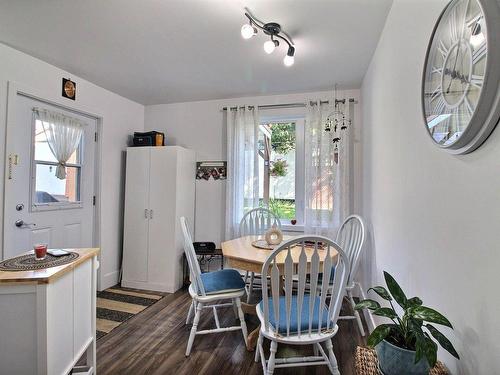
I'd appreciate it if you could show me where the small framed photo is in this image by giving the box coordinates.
[196,161,227,180]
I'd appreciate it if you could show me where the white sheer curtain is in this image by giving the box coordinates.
[304,101,351,239]
[33,107,85,180]
[225,106,260,239]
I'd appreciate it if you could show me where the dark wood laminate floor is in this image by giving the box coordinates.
[97,289,367,375]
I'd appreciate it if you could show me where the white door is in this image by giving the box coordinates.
[122,147,151,282]
[3,93,96,259]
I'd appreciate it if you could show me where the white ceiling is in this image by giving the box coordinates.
[0,0,392,105]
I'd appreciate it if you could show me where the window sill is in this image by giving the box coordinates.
[32,202,83,212]
[281,224,304,233]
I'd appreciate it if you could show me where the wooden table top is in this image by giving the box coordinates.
[221,235,337,273]
[0,248,100,285]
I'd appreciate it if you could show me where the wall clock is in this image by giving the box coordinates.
[422,0,500,154]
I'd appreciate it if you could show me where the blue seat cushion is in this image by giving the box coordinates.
[200,269,245,295]
[258,294,332,335]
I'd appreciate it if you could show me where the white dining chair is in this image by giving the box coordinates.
[180,216,248,356]
[239,207,281,303]
[255,235,349,375]
[335,215,366,336]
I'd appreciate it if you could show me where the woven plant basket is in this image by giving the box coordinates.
[355,346,448,375]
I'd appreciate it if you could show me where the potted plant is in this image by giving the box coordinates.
[355,271,459,375]
[269,159,288,177]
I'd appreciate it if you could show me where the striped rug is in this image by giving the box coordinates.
[96,286,165,339]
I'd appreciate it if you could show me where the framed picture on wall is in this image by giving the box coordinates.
[196,161,227,180]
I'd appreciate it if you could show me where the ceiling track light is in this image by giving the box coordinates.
[241,8,296,66]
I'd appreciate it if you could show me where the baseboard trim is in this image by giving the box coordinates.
[100,270,120,291]
[121,279,180,293]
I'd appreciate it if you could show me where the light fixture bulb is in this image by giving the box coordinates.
[264,40,276,54]
[283,55,294,66]
[241,23,256,39]
[283,46,295,66]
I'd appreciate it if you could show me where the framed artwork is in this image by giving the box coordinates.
[196,161,227,180]
[62,78,76,100]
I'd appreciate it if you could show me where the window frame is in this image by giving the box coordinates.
[30,116,84,211]
[259,113,305,232]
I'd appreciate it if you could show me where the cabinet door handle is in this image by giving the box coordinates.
[150,209,154,219]
[144,209,149,219]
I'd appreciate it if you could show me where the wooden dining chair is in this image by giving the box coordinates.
[255,235,349,375]
[239,207,281,303]
[335,215,366,336]
[180,217,248,356]
[302,215,367,336]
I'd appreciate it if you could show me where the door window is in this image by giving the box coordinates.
[32,119,82,209]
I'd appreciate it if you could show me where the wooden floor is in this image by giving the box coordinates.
[97,288,367,375]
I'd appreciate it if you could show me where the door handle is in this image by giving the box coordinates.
[149,209,153,219]
[15,219,36,228]
[144,209,149,219]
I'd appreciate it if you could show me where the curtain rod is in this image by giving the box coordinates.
[222,98,357,111]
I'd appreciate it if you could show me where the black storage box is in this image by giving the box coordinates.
[193,242,216,254]
[133,131,165,147]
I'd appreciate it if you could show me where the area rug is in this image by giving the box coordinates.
[96,286,165,339]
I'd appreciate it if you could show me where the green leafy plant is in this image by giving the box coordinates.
[270,123,296,154]
[264,198,295,220]
[355,271,459,368]
[270,159,288,177]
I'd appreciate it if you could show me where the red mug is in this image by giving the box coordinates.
[34,244,47,260]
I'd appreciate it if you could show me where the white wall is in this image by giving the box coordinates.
[361,1,500,373]
[0,43,145,290]
[145,90,362,246]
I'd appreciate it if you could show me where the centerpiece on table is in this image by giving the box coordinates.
[251,225,284,250]
[355,271,459,375]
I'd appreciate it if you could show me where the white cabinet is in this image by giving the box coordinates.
[0,249,99,375]
[122,146,195,293]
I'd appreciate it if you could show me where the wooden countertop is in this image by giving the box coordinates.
[0,248,100,285]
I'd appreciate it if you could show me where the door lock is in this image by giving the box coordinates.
[15,219,36,228]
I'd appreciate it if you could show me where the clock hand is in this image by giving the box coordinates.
[446,44,461,94]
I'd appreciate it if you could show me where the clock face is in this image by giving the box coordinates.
[423,0,487,147]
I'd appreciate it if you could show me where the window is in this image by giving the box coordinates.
[32,119,82,209]
[258,116,305,229]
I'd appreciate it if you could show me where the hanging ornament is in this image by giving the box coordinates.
[332,122,340,144]
[325,83,350,144]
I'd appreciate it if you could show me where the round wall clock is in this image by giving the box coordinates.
[422,0,500,154]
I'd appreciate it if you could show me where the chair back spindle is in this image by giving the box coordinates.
[260,236,349,338]
[239,207,281,236]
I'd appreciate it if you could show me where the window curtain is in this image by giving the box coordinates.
[304,101,351,239]
[225,106,260,239]
[33,107,85,180]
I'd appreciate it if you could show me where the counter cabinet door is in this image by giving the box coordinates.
[74,258,93,358]
[46,270,74,375]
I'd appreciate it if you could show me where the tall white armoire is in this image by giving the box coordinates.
[121,146,195,293]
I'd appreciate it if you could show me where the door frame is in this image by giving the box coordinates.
[3,81,103,286]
